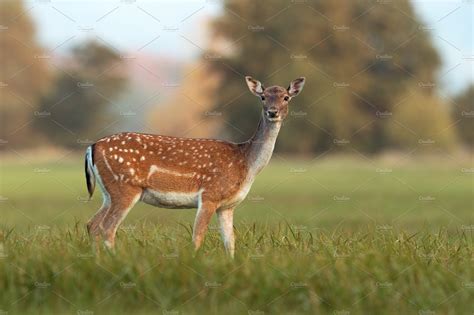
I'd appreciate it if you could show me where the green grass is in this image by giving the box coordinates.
[0,155,473,314]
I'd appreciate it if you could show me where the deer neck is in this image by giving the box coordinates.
[243,111,282,178]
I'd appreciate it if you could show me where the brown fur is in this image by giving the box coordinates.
[93,133,249,201]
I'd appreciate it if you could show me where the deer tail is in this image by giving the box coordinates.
[85,144,96,199]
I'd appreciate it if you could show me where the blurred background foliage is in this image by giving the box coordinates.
[453,85,474,149]
[34,41,127,148]
[0,0,52,148]
[207,0,449,153]
[0,0,472,154]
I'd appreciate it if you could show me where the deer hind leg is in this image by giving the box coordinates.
[192,197,217,253]
[100,185,142,249]
[87,174,111,239]
[217,207,235,258]
[87,203,110,239]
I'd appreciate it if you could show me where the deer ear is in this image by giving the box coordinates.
[288,77,305,97]
[245,76,264,97]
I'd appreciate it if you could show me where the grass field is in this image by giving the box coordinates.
[0,154,473,314]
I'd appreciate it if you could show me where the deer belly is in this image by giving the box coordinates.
[140,189,199,209]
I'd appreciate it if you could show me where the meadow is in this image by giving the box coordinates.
[0,154,473,314]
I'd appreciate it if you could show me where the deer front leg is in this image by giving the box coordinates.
[217,207,235,258]
[192,199,217,253]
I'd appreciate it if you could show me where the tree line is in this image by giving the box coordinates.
[0,0,471,153]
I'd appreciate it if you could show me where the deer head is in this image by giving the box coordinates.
[245,76,306,122]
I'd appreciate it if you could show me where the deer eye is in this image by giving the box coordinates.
[284,96,290,101]
[260,95,265,101]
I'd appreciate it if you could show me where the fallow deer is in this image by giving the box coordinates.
[85,76,305,257]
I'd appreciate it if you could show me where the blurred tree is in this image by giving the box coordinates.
[206,0,441,153]
[148,62,221,138]
[0,0,52,149]
[452,85,473,149]
[387,90,457,151]
[35,40,127,148]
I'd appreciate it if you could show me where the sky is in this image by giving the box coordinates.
[27,0,473,95]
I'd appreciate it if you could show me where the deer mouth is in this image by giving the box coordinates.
[265,111,281,122]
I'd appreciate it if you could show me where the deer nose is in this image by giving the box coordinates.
[267,109,278,118]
